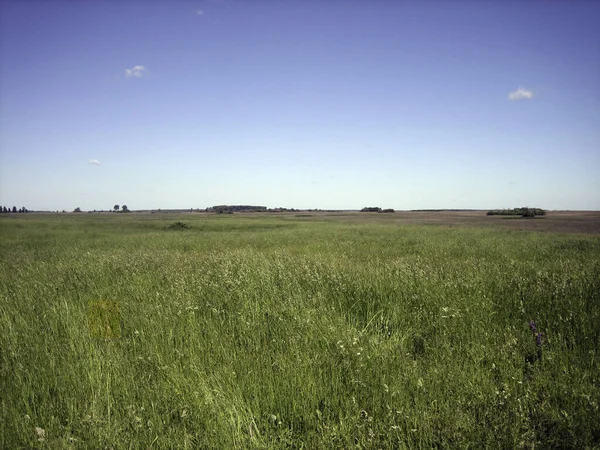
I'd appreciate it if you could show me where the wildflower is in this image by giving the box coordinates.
[536,332,544,347]
[529,320,537,333]
[35,427,45,442]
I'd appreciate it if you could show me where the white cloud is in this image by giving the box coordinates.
[508,87,534,100]
[195,9,203,15]
[88,159,101,166]
[125,65,146,78]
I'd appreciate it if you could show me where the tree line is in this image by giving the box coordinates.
[487,207,546,217]
[1,206,28,213]
[360,207,395,213]
[72,205,130,213]
[206,205,267,214]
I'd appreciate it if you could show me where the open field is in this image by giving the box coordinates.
[282,210,600,235]
[1,212,599,448]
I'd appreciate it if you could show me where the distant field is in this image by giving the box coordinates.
[1,212,599,448]
[285,210,600,234]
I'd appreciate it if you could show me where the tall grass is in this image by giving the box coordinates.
[1,214,599,448]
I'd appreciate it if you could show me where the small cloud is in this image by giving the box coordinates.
[88,159,101,166]
[508,87,534,100]
[195,9,203,15]
[125,65,146,78]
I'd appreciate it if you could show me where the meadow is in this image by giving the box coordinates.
[1,212,599,449]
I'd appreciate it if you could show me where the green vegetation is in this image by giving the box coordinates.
[1,213,599,448]
[207,205,268,214]
[1,206,29,213]
[487,207,546,217]
[360,207,395,213]
[167,221,191,230]
[110,205,130,213]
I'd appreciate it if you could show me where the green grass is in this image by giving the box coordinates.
[1,213,599,448]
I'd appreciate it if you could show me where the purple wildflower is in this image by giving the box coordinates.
[536,332,544,347]
[529,320,537,333]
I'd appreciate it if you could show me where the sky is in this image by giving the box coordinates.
[1,0,599,211]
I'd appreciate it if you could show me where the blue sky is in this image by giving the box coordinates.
[1,0,599,211]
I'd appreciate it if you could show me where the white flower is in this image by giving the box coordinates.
[35,427,45,441]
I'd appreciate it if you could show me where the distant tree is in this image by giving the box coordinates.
[121,205,129,212]
[361,207,382,213]
[521,209,536,218]
[73,207,82,213]
[12,206,17,213]
[114,205,120,212]
[487,207,545,217]
[1,206,5,213]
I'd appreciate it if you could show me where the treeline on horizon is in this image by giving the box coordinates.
[360,207,395,213]
[205,205,329,214]
[208,206,399,214]
[0,205,549,216]
[487,207,546,217]
[360,206,396,213]
[0,206,28,213]
[205,205,267,214]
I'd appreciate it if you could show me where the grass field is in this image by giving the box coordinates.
[1,212,599,448]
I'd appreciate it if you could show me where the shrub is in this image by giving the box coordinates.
[522,209,536,218]
[167,221,190,230]
[487,207,546,217]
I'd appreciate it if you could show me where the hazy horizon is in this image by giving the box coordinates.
[5,207,600,213]
[1,1,599,211]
